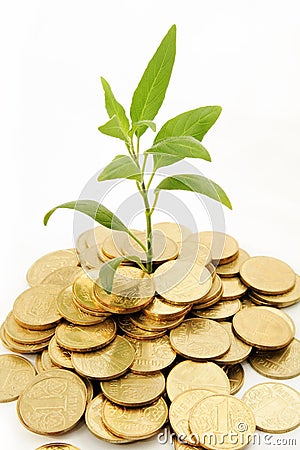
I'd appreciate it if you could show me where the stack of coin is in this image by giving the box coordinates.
[0,224,299,448]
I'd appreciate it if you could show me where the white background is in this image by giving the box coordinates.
[0,1,300,449]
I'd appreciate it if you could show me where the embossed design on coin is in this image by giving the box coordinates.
[242,382,300,433]
[166,360,230,402]
[169,389,215,445]
[0,354,36,402]
[249,339,300,379]
[128,335,176,374]
[232,306,294,349]
[189,394,256,449]
[13,285,63,330]
[17,369,87,435]
[240,256,296,294]
[85,394,133,443]
[101,371,165,406]
[41,266,83,287]
[56,318,116,352]
[72,335,135,379]
[26,249,79,286]
[170,318,231,360]
[48,336,73,369]
[102,397,168,439]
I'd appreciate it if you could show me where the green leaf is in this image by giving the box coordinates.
[129,120,156,137]
[98,115,127,141]
[44,200,130,232]
[152,154,182,171]
[146,136,211,163]
[98,256,146,294]
[130,25,176,137]
[98,155,142,182]
[101,77,130,136]
[155,174,232,209]
[154,106,222,143]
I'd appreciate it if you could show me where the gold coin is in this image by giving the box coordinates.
[166,360,230,402]
[35,444,80,450]
[35,353,44,374]
[57,285,107,325]
[48,336,73,369]
[192,299,241,320]
[72,270,110,313]
[142,296,191,320]
[82,376,94,403]
[240,256,296,294]
[76,229,90,252]
[85,393,133,443]
[199,231,239,265]
[101,371,165,406]
[216,248,250,277]
[169,389,215,445]
[0,323,49,354]
[232,306,294,349]
[128,335,176,374]
[131,312,185,332]
[0,354,36,402]
[102,231,132,258]
[249,338,300,379]
[221,276,247,300]
[153,221,192,245]
[26,249,79,286]
[117,315,166,340]
[13,285,63,330]
[214,322,252,364]
[78,245,104,270]
[154,260,212,305]
[41,266,83,287]
[193,274,223,306]
[94,266,155,314]
[257,306,295,335]
[5,312,55,344]
[56,318,116,352]
[41,349,59,370]
[189,394,256,449]
[170,318,231,360]
[249,274,300,306]
[248,292,298,308]
[223,363,245,395]
[102,397,168,440]
[71,335,135,380]
[85,225,113,248]
[242,382,300,433]
[178,234,212,267]
[240,296,256,309]
[122,230,179,263]
[17,369,87,435]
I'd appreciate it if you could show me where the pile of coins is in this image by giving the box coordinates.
[0,223,299,449]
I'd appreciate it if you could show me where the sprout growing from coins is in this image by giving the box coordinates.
[44,24,232,292]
